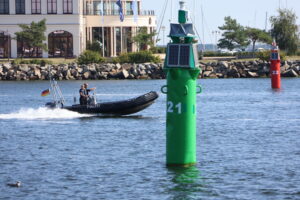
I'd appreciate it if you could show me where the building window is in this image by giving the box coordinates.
[0,0,9,14]
[103,1,107,15]
[32,0,41,14]
[17,40,42,58]
[85,1,92,15]
[92,27,111,57]
[122,27,132,53]
[93,1,102,15]
[126,2,132,15]
[0,31,11,58]
[48,31,73,58]
[47,0,57,14]
[16,0,25,14]
[116,27,121,55]
[63,0,72,14]
[111,1,119,15]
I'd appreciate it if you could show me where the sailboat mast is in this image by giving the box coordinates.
[254,11,257,28]
[193,0,195,23]
[265,12,268,31]
[201,5,205,51]
[278,0,281,9]
[170,0,173,22]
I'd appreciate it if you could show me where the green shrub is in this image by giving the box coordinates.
[86,40,102,52]
[149,46,166,54]
[11,58,53,66]
[236,52,257,59]
[201,51,236,57]
[202,51,217,57]
[114,53,129,64]
[77,50,105,64]
[40,59,51,66]
[256,51,270,62]
[111,57,119,64]
[28,59,53,66]
[11,59,26,65]
[281,52,287,61]
[198,51,203,60]
[257,50,286,62]
[115,51,161,64]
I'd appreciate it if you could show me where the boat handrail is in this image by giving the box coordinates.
[49,78,65,107]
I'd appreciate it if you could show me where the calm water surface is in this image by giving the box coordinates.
[0,78,300,200]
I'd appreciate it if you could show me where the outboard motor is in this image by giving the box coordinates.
[45,101,64,108]
[45,101,58,108]
[87,92,97,106]
[87,96,96,106]
[73,96,77,104]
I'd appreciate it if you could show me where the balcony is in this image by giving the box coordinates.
[84,9,155,16]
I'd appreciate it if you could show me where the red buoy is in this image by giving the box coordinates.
[270,41,281,89]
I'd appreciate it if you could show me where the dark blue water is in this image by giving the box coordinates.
[0,78,300,200]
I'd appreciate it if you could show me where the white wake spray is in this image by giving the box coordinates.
[0,107,90,120]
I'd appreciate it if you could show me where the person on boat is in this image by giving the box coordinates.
[79,85,87,105]
[83,83,96,95]
[83,83,96,104]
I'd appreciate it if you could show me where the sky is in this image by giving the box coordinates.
[142,0,300,45]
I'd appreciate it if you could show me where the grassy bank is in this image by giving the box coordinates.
[201,56,300,63]
[0,58,76,64]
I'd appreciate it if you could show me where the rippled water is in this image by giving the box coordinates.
[0,78,300,200]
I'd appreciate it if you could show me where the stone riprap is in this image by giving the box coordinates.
[199,60,300,79]
[0,60,299,81]
[0,63,165,81]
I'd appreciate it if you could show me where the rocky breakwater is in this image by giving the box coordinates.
[0,63,165,81]
[0,60,299,81]
[200,60,300,78]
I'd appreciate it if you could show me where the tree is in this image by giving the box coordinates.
[245,27,272,53]
[86,40,102,52]
[14,19,47,57]
[132,27,156,51]
[218,16,249,50]
[270,9,299,55]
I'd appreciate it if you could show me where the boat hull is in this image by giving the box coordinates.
[62,91,158,115]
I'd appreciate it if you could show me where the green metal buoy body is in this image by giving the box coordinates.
[161,1,201,166]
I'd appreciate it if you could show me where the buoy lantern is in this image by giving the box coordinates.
[270,41,281,89]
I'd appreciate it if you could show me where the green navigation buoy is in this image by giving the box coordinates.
[161,0,202,167]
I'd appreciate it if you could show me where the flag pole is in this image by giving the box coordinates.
[101,0,105,57]
[132,0,138,53]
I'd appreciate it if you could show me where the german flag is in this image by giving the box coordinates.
[41,89,50,97]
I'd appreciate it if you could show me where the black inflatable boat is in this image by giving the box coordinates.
[44,79,158,116]
[62,91,158,115]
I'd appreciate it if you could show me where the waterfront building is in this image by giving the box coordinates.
[0,0,156,58]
